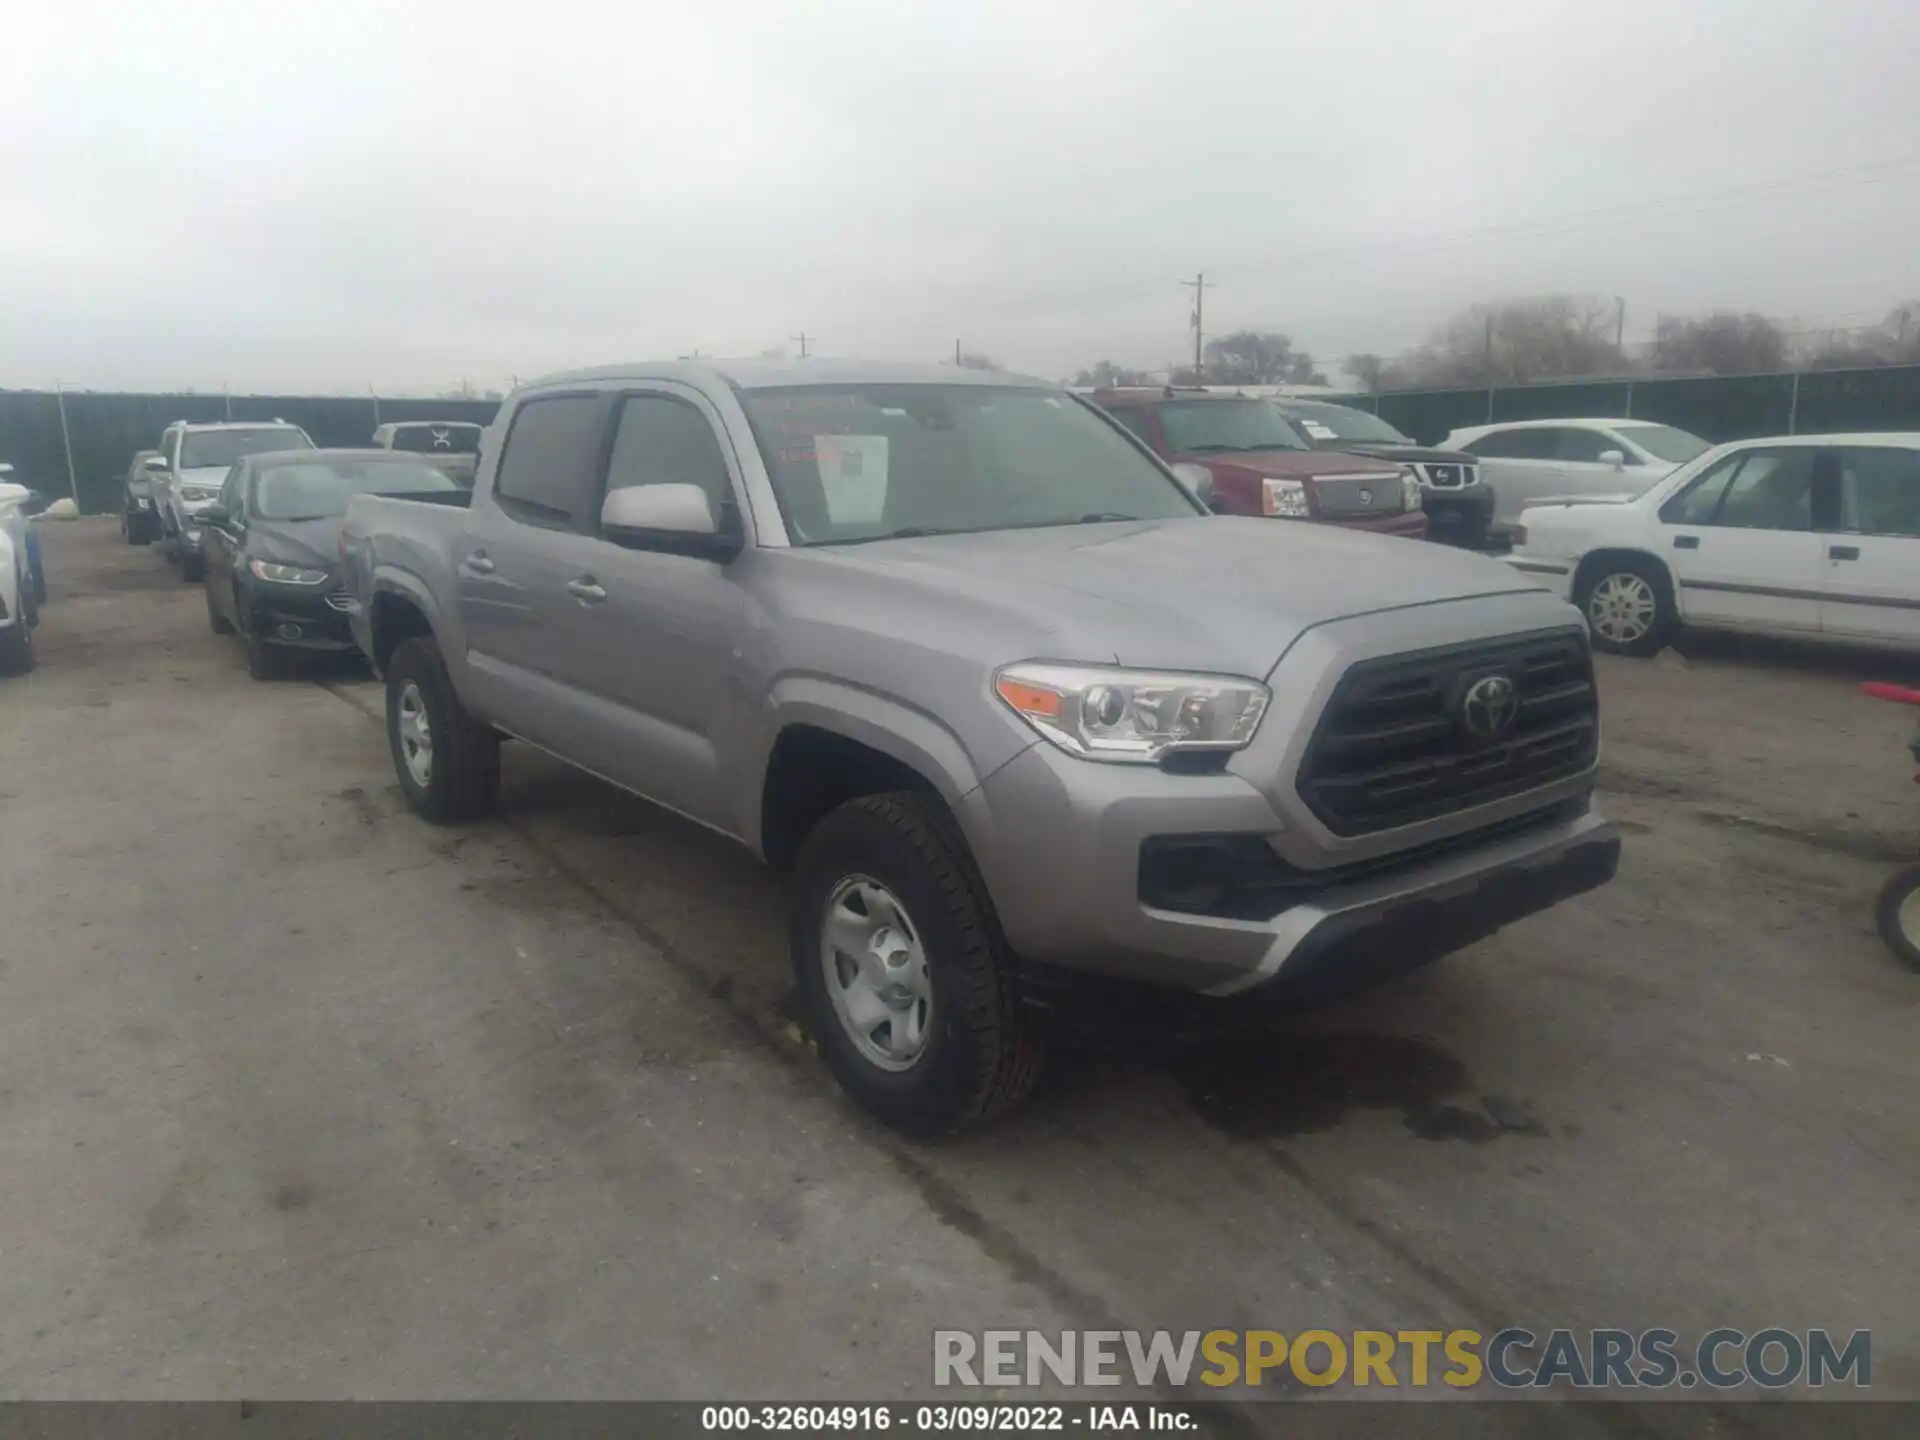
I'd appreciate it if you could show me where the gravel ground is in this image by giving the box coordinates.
[1,519,1913,1427]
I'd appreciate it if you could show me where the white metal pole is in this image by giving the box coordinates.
[53,380,81,508]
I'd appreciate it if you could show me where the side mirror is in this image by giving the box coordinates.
[1170,462,1216,509]
[1598,449,1626,470]
[143,456,170,472]
[600,484,741,562]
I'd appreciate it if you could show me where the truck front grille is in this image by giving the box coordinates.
[1297,630,1599,837]
[1313,473,1406,517]
[1418,462,1474,489]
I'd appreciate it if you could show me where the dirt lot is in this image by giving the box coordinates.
[2,520,1915,1421]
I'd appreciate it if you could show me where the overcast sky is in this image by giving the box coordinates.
[4,0,1918,394]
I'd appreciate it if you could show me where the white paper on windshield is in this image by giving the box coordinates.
[1301,420,1339,440]
[817,434,890,525]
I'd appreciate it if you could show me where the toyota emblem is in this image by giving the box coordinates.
[1459,673,1520,742]
[1357,488,1373,505]
[430,427,453,449]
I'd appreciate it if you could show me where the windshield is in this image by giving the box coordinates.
[180,427,313,470]
[741,384,1201,545]
[1156,400,1307,454]
[1621,423,1711,464]
[388,424,482,455]
[1280,401,1412,447]
[251,457,460,520]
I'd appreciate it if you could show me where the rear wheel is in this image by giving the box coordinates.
[384,635,500,822]
[1576,556,1672,657]
[1876,865,1920,971]
[792,792,1043,1136]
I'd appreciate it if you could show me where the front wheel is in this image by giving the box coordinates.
[1876,866,1920,971]
[1576,557,1673,657]
[791,792,1043,1136]
[384,635,500,823]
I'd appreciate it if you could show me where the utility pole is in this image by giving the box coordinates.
[792,332,812,359]
[955,339,962,365]
[1182,273,1207,379]
[53,380,80,506]
[1614,296,1626,352]
[1483,313,1495,381]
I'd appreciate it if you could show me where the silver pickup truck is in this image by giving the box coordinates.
[341,360,1619,1135]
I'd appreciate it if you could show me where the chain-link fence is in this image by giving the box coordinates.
[1346,361,1920,446]
[0,391,501,514]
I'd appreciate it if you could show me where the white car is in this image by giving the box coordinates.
[1507,433,1920,656]
[1443,418,1713,530]
[154,420,316,580]
[0,479,40,674]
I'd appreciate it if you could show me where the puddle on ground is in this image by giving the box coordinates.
[1174,1031,1520,1143]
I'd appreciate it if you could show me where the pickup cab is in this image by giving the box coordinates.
[341,360,1618,1135]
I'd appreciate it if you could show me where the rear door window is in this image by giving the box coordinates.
[1465,428,1555,459]
[1838,446,1920,538]
[492,396,602,526]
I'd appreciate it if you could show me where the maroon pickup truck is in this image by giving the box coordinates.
[1087,387,1429,539]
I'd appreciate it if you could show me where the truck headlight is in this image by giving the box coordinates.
[994,662,1270,763]
[250,559,329,585]
[1401,468,1423,511]
[1261,477,1310,518]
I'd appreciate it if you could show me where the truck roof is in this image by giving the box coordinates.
[524,359,1051,393]
[168,419,306,432]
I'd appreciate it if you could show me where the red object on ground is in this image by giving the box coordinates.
[1861,682,1920,707]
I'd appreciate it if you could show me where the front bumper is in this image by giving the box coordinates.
[248,587,358,652]
[1420,484,1494,529]
[966,736,1617,997]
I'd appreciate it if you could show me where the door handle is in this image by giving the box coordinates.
[1673,535,1700,550]
[460,551,495,575]
[565,577,608,603]
[1829,544,1861,562]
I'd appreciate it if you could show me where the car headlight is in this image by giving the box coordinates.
[249,559,329,585]
[994,662,1270,764]
[1261,477,1310,518]
[1401,468,1423,511]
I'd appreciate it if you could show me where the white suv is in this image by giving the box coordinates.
[155,421,315,580]
[1444,418,1712,530]
[1507,433,1920,656]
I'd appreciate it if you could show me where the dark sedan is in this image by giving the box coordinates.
[1271,399,1496,550]
[199,450,462,678]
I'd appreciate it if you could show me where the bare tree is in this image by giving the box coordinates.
[1651,313,1788,375]
[1344,353,1387,392]
[1396,297,1628,387]
[1072,360,1157,387]
[1202,330,1327,386]
[1797,301,1920,370]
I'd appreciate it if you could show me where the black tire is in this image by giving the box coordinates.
[206,584,234,635]
[0,577,33,676]
[1575,554,1673,658]
[791,792,1044,1136]
[180,552,205,583]
[243,624,285,680]
[1875,865,1920,972]
[384,635,500,823]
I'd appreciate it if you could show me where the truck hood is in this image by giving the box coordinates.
[1181,448,1401,480]
[793,516,1536,679]
[1312,442,1476,466]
